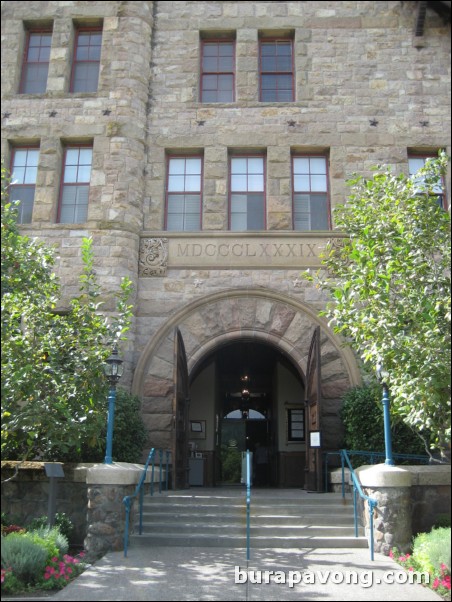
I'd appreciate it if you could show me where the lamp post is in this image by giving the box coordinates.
[104,344,124,464]
[376,362,395,466]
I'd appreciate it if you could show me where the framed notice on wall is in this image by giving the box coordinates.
[309,430,322,448]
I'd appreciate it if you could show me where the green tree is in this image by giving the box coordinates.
[1,163,134,461]
[307,154,451,457]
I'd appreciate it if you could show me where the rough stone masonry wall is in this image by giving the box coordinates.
[144,0,452,232]
[1,464,89,546]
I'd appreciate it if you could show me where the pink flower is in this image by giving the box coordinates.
[51,556,58,563]
[433,578,440,590]
[389,550,394,559]
[44,573,51,581]
[399,556,406,562]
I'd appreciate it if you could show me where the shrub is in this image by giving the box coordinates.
[29,527,69,557]
[27,512,74,543]
[81,388,148,463]
[340,385,428,459]
[391,527,451,599]
[412,528,451,575]
[1,534,48,585]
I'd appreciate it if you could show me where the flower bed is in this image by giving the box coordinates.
[391,527,451,600]
[1,515,87,595]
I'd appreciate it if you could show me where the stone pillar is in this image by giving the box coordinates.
[84,463,145,559]
[357,464,412,556]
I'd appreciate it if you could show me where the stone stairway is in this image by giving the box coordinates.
[129,488,369,549]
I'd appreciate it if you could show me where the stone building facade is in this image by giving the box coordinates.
[1,1,450,489]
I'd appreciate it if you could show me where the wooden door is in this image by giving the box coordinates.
[305,326,323,492]
[172,328,190,490]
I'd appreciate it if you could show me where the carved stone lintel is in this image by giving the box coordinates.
[139,238,168,277]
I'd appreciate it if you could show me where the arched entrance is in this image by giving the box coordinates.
[132,288,361,489]
[189,339,306,487]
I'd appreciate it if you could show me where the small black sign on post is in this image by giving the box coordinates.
[44,463,65,527]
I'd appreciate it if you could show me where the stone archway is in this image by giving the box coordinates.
[132,288,361,455]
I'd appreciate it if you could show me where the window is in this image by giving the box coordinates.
[20,30,52,94]
[293,156,330,231]
[166,157,203,231]
[408,155,446,210]
[230,156,265,231]
[259,39,294,102]
[10,147,40,223]
[287,409,305,442]
[70,29,102,93]
[58,146,92,223]
[201,40,235,102]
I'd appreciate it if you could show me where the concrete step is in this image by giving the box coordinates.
[136,523,362,537]
[129,490,367,550]
[129,533,369,549]
[139,512,355,526]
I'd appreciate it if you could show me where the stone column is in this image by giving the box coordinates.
[84,463,145,559]
[357,464,412,556]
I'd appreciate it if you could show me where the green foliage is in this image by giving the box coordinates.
[307,153,451,455]
[434,515,452,529]
[20,531,59,563]
[28,527,69,557]
[413,528,451,575]
[392,536,451,597]
[26,513,74,543]
[82,388,147,462]
[1,534,48,585]
[1,163,134,461]
[221,446,242,483]
[341,385,428,457]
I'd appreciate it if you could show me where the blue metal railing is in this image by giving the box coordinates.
[340,449,378,561]
[123,448,170,557]
[324,449,430,492]
[246,450,251,562]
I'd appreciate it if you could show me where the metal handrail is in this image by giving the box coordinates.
[246,450,251,562]
[122,448,170,557]
[324,449,430,492]
[340,449,378,561]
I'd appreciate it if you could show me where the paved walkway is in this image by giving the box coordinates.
[6,546,442,602]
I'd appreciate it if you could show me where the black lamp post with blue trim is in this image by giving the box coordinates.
[104,344,123,464]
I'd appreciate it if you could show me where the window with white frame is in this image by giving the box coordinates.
[408,155,447,210]
[230,156,265,231]
[166,156,203,231]
[58,146,92,223]
[292,156,330,231]
[10,147,40,224]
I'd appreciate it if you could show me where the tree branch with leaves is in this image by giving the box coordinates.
[306,153,451,458]
[1,163,134,462]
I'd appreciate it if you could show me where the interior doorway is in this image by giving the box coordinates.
[189,340,306,487]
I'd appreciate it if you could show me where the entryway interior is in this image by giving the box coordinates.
[188,340,306,487]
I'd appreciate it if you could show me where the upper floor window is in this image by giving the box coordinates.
[58,146,92,223]
[259,39,294,102]
[10,147,40,223]
[230,156,265,231]
[166,157,203,231]
[20,30,52,94]
[408,155,447,210]
[200,40,235,103]
[292,156,330,231]
[70,29,102,93]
